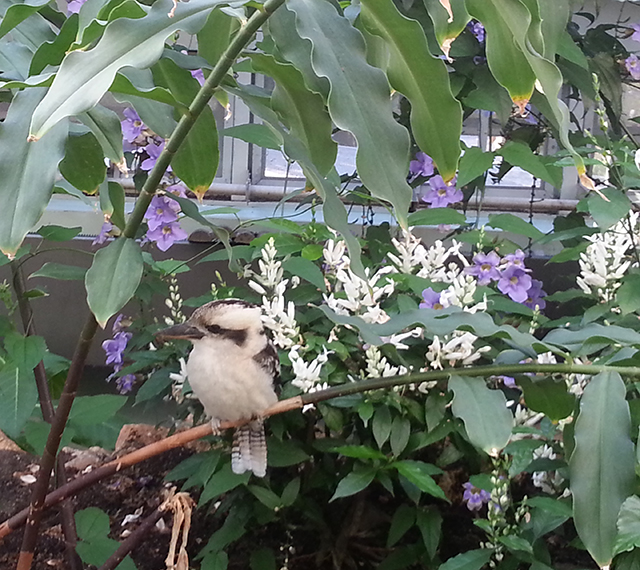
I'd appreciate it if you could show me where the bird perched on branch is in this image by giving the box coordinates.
[157,299,279,477]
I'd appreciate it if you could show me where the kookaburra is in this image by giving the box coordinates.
[157,299,279,477]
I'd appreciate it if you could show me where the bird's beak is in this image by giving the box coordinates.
[156,322,204,341]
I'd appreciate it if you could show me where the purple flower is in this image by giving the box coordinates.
[499,376,516,388]
[67,0,87,14]
[466,251,501,285]
[140,140,165,171]
[630,23,640,43]
[409,152,434,179]
[190,68,205,86]
[144,195,179,231]
[468,21,485,43]
[419,287,444,309]
[503,249,526,269]
[422,176,463,208]
[93,221,113,245]
[626,55,640,81]
[463,482,491,511]
[102,331,132,369]
[498,265,532,303]
[166,183,187,198]
[121,108,144,143]
[523,279,547,310]
[116,374,136,394]
[146,221,188,252]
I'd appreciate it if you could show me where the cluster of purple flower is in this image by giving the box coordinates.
[468,21,485,44]
[121,108,167,173]
[462,482,491,511]
[102,315,136,394]
[466,249,546,308]
[143,190,189,252]
[409,152,463,208]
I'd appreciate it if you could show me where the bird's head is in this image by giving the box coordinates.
[156,299,263,344]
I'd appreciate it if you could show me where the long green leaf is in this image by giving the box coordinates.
[288,0,413,227]
[79,104,125,165]
[0,0,50,41]
[85,238,144,327]
[449,375,513,454]
[0,88,67,256]
[0,363,38,439]
[29,0,228,138]
[359,0,462,181]
[250,52,336,177]
[570,371,635,567]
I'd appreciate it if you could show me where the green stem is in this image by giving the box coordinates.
[301,363,640,404]
[123,0,286,239]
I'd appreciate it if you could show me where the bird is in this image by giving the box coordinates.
[157,299,279,477]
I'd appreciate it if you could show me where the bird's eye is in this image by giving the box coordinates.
[205,324,223,334]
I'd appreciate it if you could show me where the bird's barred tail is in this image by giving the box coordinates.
[232,420,267,477]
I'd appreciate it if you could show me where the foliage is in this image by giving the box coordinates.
[3,0,640,569]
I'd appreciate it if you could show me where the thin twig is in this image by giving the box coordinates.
[3,361,640,540]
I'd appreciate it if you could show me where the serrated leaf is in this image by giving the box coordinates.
[393,460,446,500]
[30,262,87,281]
[457,146,494,187]
[359,0,461,180]
[68,395,127,425]
[0,88,67,256]
[487,213,544,240]
[499,141,562,188]
[585,187,632,231]
[199,463,251,506]
[330,467,376,501]
[288,0,413,226]
[570,371,636,567]
[85,238,144,327]
[407,208,466,227]
[449,375,513,454]
[29,0,228,138]
[4,334,47,371]
[0,363,38,439]
[75,507,111,542]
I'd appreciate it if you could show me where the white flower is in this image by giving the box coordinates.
[323,239,347,269]
[365,346,407,378]
[531,444,564,494]
[290,347,330,393]
[425,331,490,369]
[169,357,188,403]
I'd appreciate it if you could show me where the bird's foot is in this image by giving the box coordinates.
[210,418,222,436]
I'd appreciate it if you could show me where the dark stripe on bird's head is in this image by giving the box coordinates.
[205,324,248,347]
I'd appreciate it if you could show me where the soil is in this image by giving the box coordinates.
[0,441,599,570]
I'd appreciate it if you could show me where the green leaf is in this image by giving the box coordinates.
[544,323,640,353]
[281,256,326,292]
[390,415,411,456]
[498,535,533,555]
[68,395,127,425]
[280,477,300,507]
[248,485,282,510]
[59,131,107,194]
[387,504,415,548]
[407,208,466,227]
[222,124,282,150]
[250,52,337,177]
[616,496,640,555]
[332,445,386,460]
[617,274,640,316]
[29,262,87,281]
[288,0,413,226]
[36,225,83,241]
[29,0,227,138]
[584,187,632,231]
[330,467,377,501]
[457,146,494,187]
[517,376,575,422]
[79,104,124,165]
[439,549,492,570]
[0,88,67,257]
[570,371,636,567]
[197,9,237,68]
[416,507,442,559]
[4,334,47,371]
[487,213,544,240]
[199,463,251,506]
[373,406,392,449]
[498,141,562,188]
[393,460,446,500]
[85,238,144,327]
[617,549,640,570]
[0,0,51,41]
[75,507,111,542]
[449,375,513,454]
[0,363,38,439]
[359,0,462,181]
[249,549,275,570]
[152,57,218,196]
[266,437,310,467]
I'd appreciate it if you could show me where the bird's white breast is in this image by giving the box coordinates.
[186,335,277,423]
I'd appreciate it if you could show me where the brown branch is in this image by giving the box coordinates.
[10,262,83,570]
[97,506,165,570]
[16,315,98,570]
